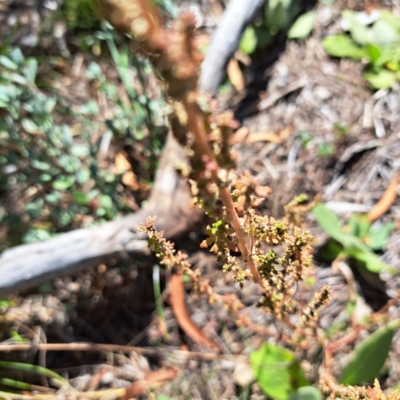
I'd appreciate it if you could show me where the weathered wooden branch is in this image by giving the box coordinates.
[0,135,199,295]
[199,0,264,95]
[0,0,260,295]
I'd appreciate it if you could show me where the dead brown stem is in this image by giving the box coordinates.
[0,342,249,362]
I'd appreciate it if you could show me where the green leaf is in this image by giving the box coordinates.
[371,12,400,45]
[85,62,104,80]
[23,229,53,244]
[319,240,343,262]
[313,203,345,243]
[0,361,66,383]
[347,214,370,238]
[43,96,57,113]
[78,100,99,115]
[364,68,396,89]
[0,56,18,70]
[25,58,38,82]
[39,173,52,182]
[289,386,322,400]
[71,144,89,158]
[288,12,315,40]
[8,47,25,65]
[350,249,394,274]
[265,0,300,33]
[32,160,50,171]
[21,118,38,133]
[313,204,394,273]
[323,34,366,60]
[100,194,113,209]
[240,26,258,55]
[52,176,75,190]
[96,207,106,217]
[299,131,313,148]
[156,396,171,400]
[374,47,399,67]
[8,72,28,85]
[76,168,91,184]
[340,320,400,385]
[366,44,382,64]
[72,190,89,206]
[256,28,273,48]
[341,9,368,45]
[367,222,396,250]
[317,142,334,156]
[386,60,400,71]
[250,342,309,400]
[0,377,33,391]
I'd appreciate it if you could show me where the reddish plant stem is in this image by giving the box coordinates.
[324,327,361,377]
[182,95,264,287]
[170,272,220,351]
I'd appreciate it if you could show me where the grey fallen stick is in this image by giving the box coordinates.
[199,0,264,95]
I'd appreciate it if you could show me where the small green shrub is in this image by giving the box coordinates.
[313,203,395,273]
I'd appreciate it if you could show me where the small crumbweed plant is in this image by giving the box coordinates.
[94,1,399,398]
[95,0,329,320]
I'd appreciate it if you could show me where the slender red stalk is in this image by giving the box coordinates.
[182,95,264,287]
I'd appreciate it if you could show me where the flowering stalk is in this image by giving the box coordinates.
[182,95,264,286]
[95,0,326,322]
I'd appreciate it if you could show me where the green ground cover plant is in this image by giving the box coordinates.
[0,24,166,248]
[323,9,400,88]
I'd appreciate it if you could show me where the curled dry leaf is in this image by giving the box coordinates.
[170,272,220,351]
[122,366,178,399]
[255,185,273,198]
[230,126,249,144]
[227,58,245,91]
[122,171,140,191]
[367,172,399,223]
[114,151,131,173]
[114,151,141,191]
[245,125,292,144]
[233,361,254,387]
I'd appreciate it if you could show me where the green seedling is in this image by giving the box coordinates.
[239,2,316,55]
[288,11,316,40]
[299,131,313,149]
[317,142,334,156]
[313,203,395,274]
[323,9,400,89]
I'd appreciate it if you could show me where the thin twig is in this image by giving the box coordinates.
[0,342,249,362]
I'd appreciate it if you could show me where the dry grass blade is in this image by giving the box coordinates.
[245,126,292,144]
[368,172,399,222]
[227,58,245,91]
